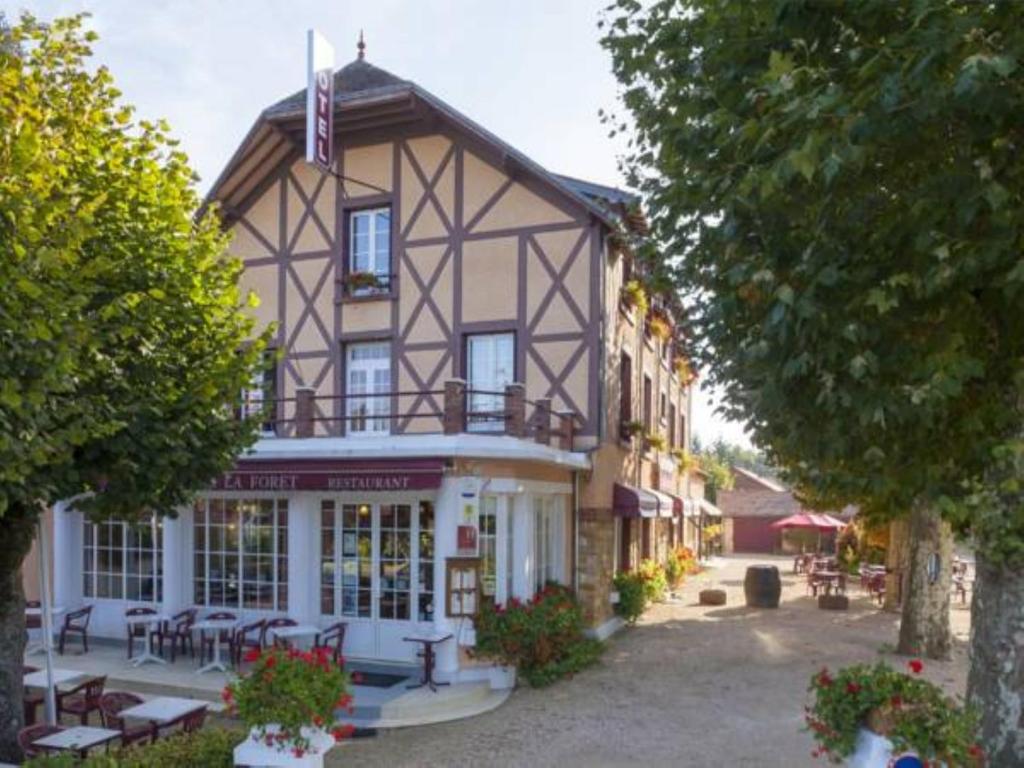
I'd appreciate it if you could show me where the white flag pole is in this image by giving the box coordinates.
[36,515,56,724]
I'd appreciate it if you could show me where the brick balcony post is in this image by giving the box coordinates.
[556,410,575,451]
[534,398,552,445]
[505,383,526,437]
[444,379,466,435]
[295,387,315,438]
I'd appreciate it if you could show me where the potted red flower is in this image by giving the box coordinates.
[224,646,355,767]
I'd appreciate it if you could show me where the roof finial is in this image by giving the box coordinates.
[357,30,366,60]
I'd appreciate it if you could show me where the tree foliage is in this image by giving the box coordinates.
[0,14,268,522]
[601,0,1024,564]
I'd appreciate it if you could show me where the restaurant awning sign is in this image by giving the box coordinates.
[306,29,335,172]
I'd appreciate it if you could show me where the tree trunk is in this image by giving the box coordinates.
[968,550,1024,765]
[0,503,40,763]
[897,504,952,659]
[884,517,911,613]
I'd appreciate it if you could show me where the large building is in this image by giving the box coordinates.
[37,48,699,684]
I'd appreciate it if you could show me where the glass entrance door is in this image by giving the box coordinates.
[320,500,434,660]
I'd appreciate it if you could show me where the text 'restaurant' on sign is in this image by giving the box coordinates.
[306,29,334,172]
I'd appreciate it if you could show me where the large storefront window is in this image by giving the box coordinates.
[320,501,434,623]
[193,498,288,611]
[83,517,162,602]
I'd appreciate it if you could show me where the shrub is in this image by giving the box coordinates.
[472,583,603,687]
[644,431,667,452]
[636,559,667,603]
[806,660,982,765]
[224,646,355,758]
[26,728,245,767]
[613,569,648,623]
[620,279,648,316]
[664,549,686,588]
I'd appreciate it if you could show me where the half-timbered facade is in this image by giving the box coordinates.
[43,50,698,680]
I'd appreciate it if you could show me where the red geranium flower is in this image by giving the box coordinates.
[846,681,860,695]
[313,715,323,727]
[220,687,233,702]
[292,747,305,758]
[816,668,833,687]
[908,659,924,674]
[243,648,262,663]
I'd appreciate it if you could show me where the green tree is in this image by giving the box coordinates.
[0,15,268,761]
[602,1,1024,761]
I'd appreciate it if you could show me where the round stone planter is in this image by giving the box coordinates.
[699,589,726,606]
[234,725,338,768]
[489,665,517,690]
[847,728,924,767]
[818,594,850,611]
[743,565,781,608]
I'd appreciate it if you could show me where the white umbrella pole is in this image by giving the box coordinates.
[36,516,57,725]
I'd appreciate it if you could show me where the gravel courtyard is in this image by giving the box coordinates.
[336,554,971,768]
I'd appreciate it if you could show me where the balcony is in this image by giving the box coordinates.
[249,381,578,451]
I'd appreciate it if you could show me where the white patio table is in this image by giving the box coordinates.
[119,696,207,725]
[124,613,169,667]
[23,668,84,689]
[266,623,320,649]
[192,617,238,674]
[33,725,119,755]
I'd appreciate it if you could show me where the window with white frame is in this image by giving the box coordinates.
[348,207,391,295]
[193,498,288,611]
[83,517,163,602]
[241,351,277,435]
[480,496,498,600]
[346,342,391,435]
[532,495,564,593]
[467,332,514,432]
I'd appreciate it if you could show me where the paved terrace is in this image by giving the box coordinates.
[336,554,971,768]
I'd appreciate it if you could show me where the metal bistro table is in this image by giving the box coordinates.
[124,613,169,667]
[24,668,85,690]
[119,696,207,726]
[33,726,120,757]
[192,617,238,674]
[814,570,847,596]
[266,623,320,650]
[403,631,452,693]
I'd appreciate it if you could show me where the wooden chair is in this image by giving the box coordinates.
[313,622,347,667]
[124,606,158,659]
[264,617,297,649]
[58,605,93,655]
[18,724,64,759]
[199,611,236,665]
[99,691,157,747]
[56,675,106,725]
[22,665,43,726]
[152,608,197,662]
[232,619,265,666]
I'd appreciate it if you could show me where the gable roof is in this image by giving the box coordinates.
[207,57,620,229]
[731,466,787,493]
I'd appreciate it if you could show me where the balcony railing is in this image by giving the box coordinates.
[250,381,578,450]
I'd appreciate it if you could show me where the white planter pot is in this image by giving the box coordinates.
[609,590,620,605]
[234,725,338,768]
[847,728,923,768]
[489,665,517,690]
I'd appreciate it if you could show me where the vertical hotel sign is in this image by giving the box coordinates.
[306,29,335,172]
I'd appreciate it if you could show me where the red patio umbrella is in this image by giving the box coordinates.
[770,513,847,553]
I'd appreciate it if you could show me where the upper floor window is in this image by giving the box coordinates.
[241,351,277,435]
[348,207,391,296]
[643,375,653,433]
[346,342,391,435]
[669,403,677,447]
[619,352,633,439]
[467,332,514,432]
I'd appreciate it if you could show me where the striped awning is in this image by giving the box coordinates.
[648,489,678,519]
[613,483,660,518]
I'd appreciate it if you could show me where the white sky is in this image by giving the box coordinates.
[6,0,752,449]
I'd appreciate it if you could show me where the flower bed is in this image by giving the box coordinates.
[26,728,245,767]
[472,583,603,687]
[805,660,983,765]
[223,646,355,759]
[665,546,700,588]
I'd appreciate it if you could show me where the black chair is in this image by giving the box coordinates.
[152,608,197,662]
[56,675,106,725]
[232,619,265,667]
[18,724,64,759]
[199,611,236,665]
[313,622,347,667]
[124,606,158,659]
[264,617,297,649]
[58,605,93,655]
[22,665,43,726]
[99,691,157,747]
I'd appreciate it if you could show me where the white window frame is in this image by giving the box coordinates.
[83,516,162,602]
[241,352,277,436]
[466,332,515,433]
[532,495,564,594]
[349,207,391,295]
[346,342,391,436]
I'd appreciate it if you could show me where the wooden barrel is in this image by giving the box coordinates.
[744,565,781,608]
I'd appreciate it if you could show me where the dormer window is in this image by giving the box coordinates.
[347,207,391,296]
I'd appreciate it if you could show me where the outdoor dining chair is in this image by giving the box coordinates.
[99,691,158,748]
[313,621,347,667]
[58,605,93,655]
[124,606,158,659]
[56,675,106,725]
[199,611,237,665]
[152,608,198,662]
[18,724,65,760]
[22,665,43,726]
[264,617,298,649]
[25,599,42,631]
[232,619,265,666]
